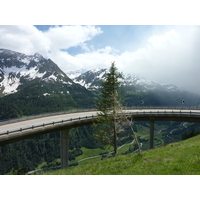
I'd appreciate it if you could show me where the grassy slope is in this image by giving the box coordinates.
[41,134,200,175]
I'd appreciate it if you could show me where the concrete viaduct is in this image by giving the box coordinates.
[1,107,200,169]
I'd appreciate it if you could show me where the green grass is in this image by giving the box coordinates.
[72,147,109,165]
[40,134,200,175]
[136,125,150,136]
[75,147,107,161]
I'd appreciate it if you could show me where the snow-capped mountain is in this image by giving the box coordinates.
[0,49,73,96]
[0,48,178,97]
[67,68,179,92]
[67,68,107,90]
[0,49,199,115]
[66,69,87,79]
[123,73,179,92]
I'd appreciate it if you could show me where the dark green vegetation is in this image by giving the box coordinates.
[41,134,200,175]
[2,119,200,175]
[0,79,94,120]
[1,86,200,174]
[182,128,200,140]
[1,71,200,174]
[1,126,101,175]
[1,85,200,175]
[1,49,200,175]
[124,88,200,107]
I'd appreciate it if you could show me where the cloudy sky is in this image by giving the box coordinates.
[1,25,200,93]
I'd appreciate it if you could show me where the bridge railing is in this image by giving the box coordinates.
[1,106,200,125]
[127,110,200,116]
[126,105,200,110]
[0,115,96,136]
[0,108,97,126]
[1,109,200,136]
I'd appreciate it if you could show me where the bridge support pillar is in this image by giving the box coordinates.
[150,120,154,149]
[60,129,70,169]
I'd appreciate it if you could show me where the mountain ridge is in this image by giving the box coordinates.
[66,67,200,108]
[66,67,179,93]
[0,49,95,119]
[0,49,73,96]
[0,48,186,97]
[1,48,200,110]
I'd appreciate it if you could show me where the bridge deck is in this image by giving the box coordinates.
[1,108,200,146]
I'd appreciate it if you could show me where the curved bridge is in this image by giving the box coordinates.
[1,107,200,168]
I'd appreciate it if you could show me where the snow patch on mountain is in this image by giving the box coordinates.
[0,49,74,96]
[46,74,57,82]
[43,93,50,96]
[0,75,20,94]
[66,69,87,79]
[66,68,107,90]
[0,65,48,95]
[2,65,46,80]
[20,57,30,65]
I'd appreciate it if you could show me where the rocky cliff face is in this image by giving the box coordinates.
[0,49,73,96]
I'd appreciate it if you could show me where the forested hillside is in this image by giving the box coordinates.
[123,86,200,107]
[1,82,200,174]
[0,79,94,120]
[0,126,102,175]
[1,49,200,174]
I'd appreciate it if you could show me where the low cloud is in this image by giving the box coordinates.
[117,27,200,94]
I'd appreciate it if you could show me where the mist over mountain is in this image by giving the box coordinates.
[67,67,200,107]
[67,68,179,93]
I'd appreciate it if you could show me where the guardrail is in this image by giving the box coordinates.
[1,106,200,125]
[128,110,200,116]
[0,115,96,136]
[1,109,200,137]
[0,108,97,126]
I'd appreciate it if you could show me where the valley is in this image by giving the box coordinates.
[40,134,200,175]
[1,48,200,175]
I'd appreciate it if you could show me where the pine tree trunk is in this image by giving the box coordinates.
[113,94,118,156]
[113,118,118,156]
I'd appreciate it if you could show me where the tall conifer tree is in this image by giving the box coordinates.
[93,62,124,155]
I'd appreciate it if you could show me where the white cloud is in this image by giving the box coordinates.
[115,27,200,94]
[58,26,200,94]
[0,25,50,55]
[0,25,102,56]
[44,25,102,51]
[147,29,180,48]
[49,46,117,71]
[1,25,200,94]
[48,26,200,94]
